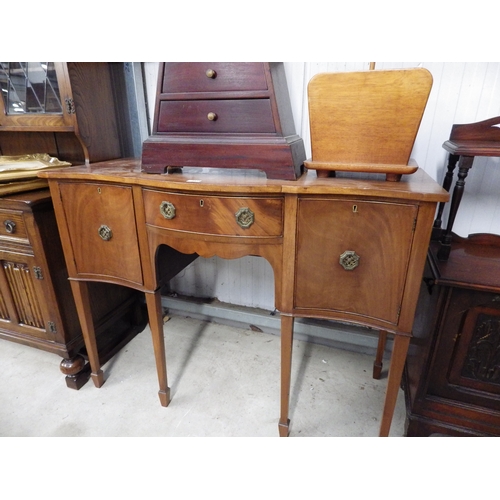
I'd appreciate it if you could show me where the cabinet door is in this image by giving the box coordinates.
[0,250,57,341]
[428,288,500,411]
[294,198,417,326]
[58,182,143,286]
[0,62,73,129]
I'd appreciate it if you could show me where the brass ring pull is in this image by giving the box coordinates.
[339,250,360,270]
[4,220,16,234]
[235,207,254,228]
[98,225,113,241]
[207,112,218,121]
[160,201,176,220]
[206,69,217,79]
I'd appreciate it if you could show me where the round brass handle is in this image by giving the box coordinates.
[160,201,176,220]
[4,220,16,234]
[235,207,255,228]
[207,112,218,121]
[339,250,360,271]
[206,69,217,79]
[98,225,113,241]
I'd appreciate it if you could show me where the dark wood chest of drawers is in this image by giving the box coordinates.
[141,62,306,180]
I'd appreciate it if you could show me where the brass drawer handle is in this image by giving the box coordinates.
[160,201,176,220]
[207,112,218,121]
[4,220,16,234]
[206,69,217,79]
[235,207,254,228]
[339,250,360,271]
[98,225,113,241]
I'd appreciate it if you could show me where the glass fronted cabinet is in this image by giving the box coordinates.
[0,62,130,164]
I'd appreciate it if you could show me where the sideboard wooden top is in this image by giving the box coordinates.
[39,158,449,203]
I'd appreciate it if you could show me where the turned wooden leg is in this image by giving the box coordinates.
[432,153,459,240]
[373,330,388,379]
[60,354,91,390]
[69,280,104,388]
[145,290,170,407]
[279,314,294,437]
[438,155,474,261]
[379,333,410,437]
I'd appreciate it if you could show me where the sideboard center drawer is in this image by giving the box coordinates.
[143,190,283,238]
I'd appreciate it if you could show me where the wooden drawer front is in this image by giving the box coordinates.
[157,99,275,134]
[143,190,283,238]
[0,210,28,242]
[59,183,143,285]
[294,198,417,325]
[161,62,267,94]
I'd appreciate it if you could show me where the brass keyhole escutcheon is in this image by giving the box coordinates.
[206,69,217,79]
[235,207,254,228]
[98,225,113,241]
[160,201,176,220]
[207,112,218,121]
[339,250,360,271]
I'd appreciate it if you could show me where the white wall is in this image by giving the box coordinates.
[144,62,500,311]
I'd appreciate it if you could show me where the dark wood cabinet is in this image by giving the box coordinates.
[0,63,148,388]
[404,236,500,436]
[0,189,147,388]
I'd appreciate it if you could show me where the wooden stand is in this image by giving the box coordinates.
[304,68,433,181]
[432,116,500,260]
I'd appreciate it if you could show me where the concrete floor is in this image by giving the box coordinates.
[0,313,406,437]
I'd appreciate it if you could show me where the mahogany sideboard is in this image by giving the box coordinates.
[41,159,448,436]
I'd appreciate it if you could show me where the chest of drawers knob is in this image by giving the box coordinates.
[207,112,218,121]
[205,69,217,79]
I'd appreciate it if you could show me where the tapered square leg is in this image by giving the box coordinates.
[69,280,104,388]
[145,290,170,407]
[379,333,410,437]
[279,315,294,437]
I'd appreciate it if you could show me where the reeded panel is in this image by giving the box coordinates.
[2,260,44,328]
[0,286,9,320]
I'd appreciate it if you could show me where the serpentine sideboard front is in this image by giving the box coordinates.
[41,159,448,436]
